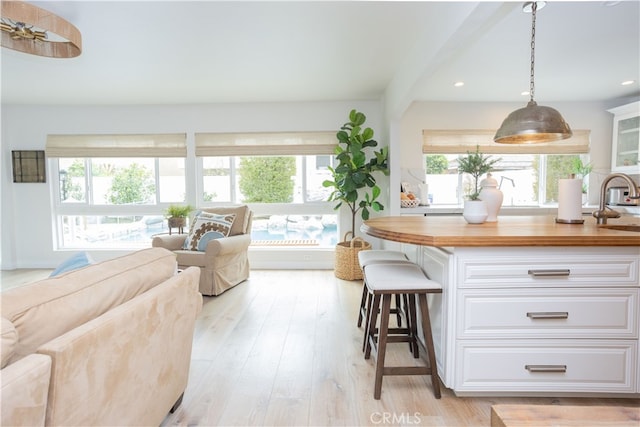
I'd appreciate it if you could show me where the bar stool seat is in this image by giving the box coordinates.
[363,262,442,400]
[357,250,411,329]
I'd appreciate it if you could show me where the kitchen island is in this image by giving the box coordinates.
[361,215,640,397]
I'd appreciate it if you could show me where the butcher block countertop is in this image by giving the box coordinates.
[361,215,640,247]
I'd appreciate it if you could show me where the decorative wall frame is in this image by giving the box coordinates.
[12,150,46,183]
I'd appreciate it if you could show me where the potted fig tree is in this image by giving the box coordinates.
[323,109,389,280]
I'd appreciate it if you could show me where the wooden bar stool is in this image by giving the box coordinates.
[357,250,411,329]
[363,262,442,400]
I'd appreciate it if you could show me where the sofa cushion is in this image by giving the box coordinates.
[182,212,235,251]
[49,251,94,277]
[0,248,177,364]
[1,317,18,368]
[198,205,249,236]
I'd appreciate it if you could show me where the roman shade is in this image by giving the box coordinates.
[422,129,590,154]
[46,134,187,157]
[195,132,337,156]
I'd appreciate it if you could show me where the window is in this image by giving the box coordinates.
[422,130,591,206]
[425,154,590,206]
[195,132,339,247]
[47,134,187,249]
[53,157,186,248]
[47,132,340,249]
[199,155,338,247]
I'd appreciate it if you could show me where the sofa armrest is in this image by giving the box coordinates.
[205,233,251,257]
[1,353,51,427]
[152,233,188,251]
[37,267,202,427]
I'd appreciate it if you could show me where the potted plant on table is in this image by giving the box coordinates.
[165,204,193,233]
[458,146,500,224]
[323,109,389,280]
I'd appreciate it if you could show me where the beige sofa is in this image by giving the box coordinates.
[152,205,252,296]
[0,248,202,427]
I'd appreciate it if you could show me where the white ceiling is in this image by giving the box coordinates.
[1,1,639,112]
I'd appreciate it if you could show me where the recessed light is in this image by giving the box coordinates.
[454,81,464,87]
[621,80,635,86]
[521,91,530,96]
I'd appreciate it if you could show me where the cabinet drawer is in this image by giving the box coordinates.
[458,288,638,339]
[458,254,638,288]
[455,340,637,393]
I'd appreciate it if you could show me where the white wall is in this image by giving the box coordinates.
[1,101,384,269]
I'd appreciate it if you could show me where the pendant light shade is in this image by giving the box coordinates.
[494,2,572,144]
[494,100,573,144]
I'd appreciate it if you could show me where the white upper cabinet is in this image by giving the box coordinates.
[608,101,640,174]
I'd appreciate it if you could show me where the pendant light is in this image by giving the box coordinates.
[494,2,572,144]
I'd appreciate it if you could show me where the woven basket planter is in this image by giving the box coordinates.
[334,232,371,281]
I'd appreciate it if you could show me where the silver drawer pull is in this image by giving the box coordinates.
[525,364,567,373]
[526,312,569,319]
[527,269,570,277]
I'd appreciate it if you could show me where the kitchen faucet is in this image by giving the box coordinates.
[592,173,640,224]
[499,176,515,190]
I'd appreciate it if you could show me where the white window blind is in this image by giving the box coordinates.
[46,134,187,157]
[195,132,337,156]
[422,129,590,154]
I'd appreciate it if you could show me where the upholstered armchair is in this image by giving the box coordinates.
[152,205,252,296]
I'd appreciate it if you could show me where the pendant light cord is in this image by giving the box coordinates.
[529,2,537,103]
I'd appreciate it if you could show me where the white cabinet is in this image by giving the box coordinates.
[609,101,640,173]
[420,246,640,396]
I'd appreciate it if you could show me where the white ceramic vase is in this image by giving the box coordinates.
[479,174,503,222]
[463,200,488,224]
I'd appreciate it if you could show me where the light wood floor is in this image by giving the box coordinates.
[2,269,638,426]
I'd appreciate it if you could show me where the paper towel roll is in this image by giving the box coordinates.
[557,178,583,222]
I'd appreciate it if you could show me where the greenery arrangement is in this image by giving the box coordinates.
[323,109,389,237]
[426,154,449,174]
[570,157,592,194]
[239,157,296,202]
[457,146,500,200]
[106,163,155,205]
[165,204,193,219]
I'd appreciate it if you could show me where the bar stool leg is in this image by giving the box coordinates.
[418,293,441,398]
[364,293,381,359]
[374,294,392,399]
[360,284,403,329]
[408,294,420,359]
[357,282,368,327]
[362,291,374,352]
